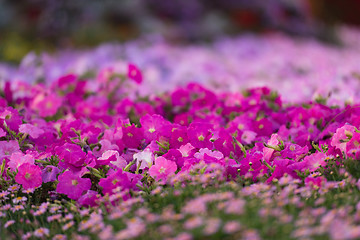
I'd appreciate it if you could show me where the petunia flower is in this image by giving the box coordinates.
[56,171,91,200]
[19,123,45,139]
[97,150,127,169]
[31,93,62,118]
[128,63,142,84]
[149,156,177,183]
[55,143,87,169]
[0,140,20,160]
[15,163,42,189]
[187,122,213,149]
[8,152,35,171]
[140,114,169,142]
[133,148,155,170]
[78,190,100,207]
[331,124,356,153]
[99,169,134,195]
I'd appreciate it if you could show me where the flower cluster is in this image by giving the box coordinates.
[1,29,360,239]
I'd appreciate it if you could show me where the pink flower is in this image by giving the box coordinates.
[15,163,42,189]
[98,150,127,169]
[179,143,196,157]
[304,152,327,172]
[241,130,257,144]
[194,148,224,161]
[122,124,144,149]
[263,134,280,162]
[78,190,100,207]
[305,176,326,189]
[0,128,6,138]
[149,157,177,183]
[99,169,139,195]
[19,123,44,139]
[187,122,213,149]
[346,131,360,158]
[331,124,356,153]
[128,63,142,84]
[0,140,20,160]
[56,171,91,200]
[0,107,22,131]
[8,152,35,171]
[55,143,86,169]
[31,93,62,118]
[140,114,169,142]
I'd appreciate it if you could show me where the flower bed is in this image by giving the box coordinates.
[1,31,360,239]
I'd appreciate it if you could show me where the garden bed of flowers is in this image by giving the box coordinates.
[2,28,360,240]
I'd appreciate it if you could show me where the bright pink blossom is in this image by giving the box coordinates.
[331,124,356,153]
[263,134,280,162]
[56,171,91,200]
[15,163,42,189]
[149,156,177,183]
[99,169,140,195]
[128,63,142,84]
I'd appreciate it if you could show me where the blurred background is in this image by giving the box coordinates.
[1,0,360,63]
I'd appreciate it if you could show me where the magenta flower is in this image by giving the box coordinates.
[128,63,142,84]
[56,171,91,200]
[78,190,100,207]
[149,156,177,183]
[99,169,133,195]
[140,114,169,142]
[55,143,86,169]
[15,163,42,189]
[171,88,190,107]
[187,122,213,149]
[169,125,188,149]
[122,124,144,149]
[305,176,326,189]
[0,107,22,131]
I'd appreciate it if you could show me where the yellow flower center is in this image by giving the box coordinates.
[198,135,205,141]
[71,180,78,186]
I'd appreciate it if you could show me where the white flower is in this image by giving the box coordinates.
[133,149,154,170]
